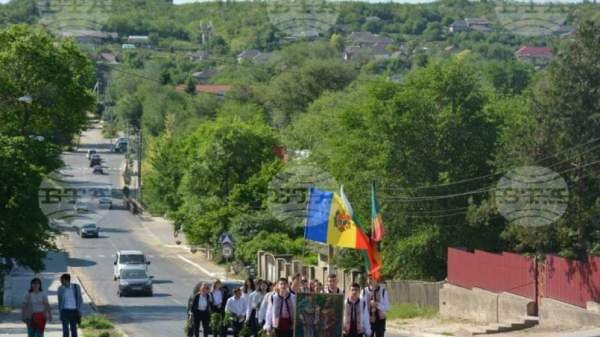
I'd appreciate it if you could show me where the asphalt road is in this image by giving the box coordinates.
[58,126,211,337]
[56,125,411,337]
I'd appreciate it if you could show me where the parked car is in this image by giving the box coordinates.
[118,265,153,297]
[86,149,96,159]
[113,138,129,153]
[98,197,112,209]
[92,165,104,174]
[113,250,150,281]
[78,223,99,238]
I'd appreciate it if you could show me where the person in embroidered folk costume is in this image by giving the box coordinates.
[343,283,371,337]
[247,279,267,337]
[264,278,296,337]
[360,275,389,337]
[322,273,344,294]
[258,282,279,327]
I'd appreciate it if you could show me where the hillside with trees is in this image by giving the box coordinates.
[2,0,600,279]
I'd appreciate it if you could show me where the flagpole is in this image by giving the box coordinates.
[328,244,334,276]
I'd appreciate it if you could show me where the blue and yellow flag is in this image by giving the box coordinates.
[305,187,369,250]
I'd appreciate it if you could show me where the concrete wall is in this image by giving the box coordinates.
[540,298,600,328]
[387,280,444,310]
[256,250,444,309]
[440,283,533,323]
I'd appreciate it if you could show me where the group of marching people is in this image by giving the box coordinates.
[186,273,388,337]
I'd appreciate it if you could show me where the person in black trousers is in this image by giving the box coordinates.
[191,283,213,337]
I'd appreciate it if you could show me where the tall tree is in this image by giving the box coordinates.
[0,25,95,144]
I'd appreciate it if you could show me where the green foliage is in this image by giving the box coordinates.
[386,303,437,320]
[236,231,305,266]
[0,0,38,25]
[491,20,600,259]
[0,25,95,144]
[240,324,252,337]
[80,315,114,330]
[262,58,357,128]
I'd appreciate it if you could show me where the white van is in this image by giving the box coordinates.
[113,250,150,280]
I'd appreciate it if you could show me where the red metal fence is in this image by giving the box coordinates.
[447,248,536,299]
[543,255,600,308]
[448,247,600,308]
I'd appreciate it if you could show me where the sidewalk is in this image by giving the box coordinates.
[0,278,92,337]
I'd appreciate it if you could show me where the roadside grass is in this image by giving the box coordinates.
[0,305,12,314]
[386,303,437,320]
[81,314,123,337]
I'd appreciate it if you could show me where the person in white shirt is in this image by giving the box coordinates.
[264,278,295,337]
[191,283,213,337]
[211,280,224,314]
[360,275,389,337]
[57,273,82,337]
[225,288,246,337]
[246,280,267,337]
[241,278,255,318]
[343,283,371,337]
[258,282,278,327]
[323,274,344,294]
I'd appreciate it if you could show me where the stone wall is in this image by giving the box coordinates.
[257,250,444,309]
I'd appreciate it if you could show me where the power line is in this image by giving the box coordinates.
[374,137,600,194]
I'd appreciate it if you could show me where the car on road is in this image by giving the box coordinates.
[118,265,153,297]
[86,149,96,159]
[74,201,89,213]
[98,197,112,209]
[77,223,100,238]
[92,165,104,174]
[113,138,129,153]
[114,250,150,281]
[90,157,101,167]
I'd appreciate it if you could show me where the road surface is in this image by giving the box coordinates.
[56,124,412,337]
[59,125,211,337]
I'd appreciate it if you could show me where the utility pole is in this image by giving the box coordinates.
[137,128,142,203]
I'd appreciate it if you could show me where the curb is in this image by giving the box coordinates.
[64,244,131,337]
[387,324,451,337]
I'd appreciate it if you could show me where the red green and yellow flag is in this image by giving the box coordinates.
[371,181,385,242]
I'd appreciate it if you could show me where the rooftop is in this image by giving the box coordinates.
[515,46,553,57]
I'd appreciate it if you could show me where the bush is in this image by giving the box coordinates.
[80,314,114,330]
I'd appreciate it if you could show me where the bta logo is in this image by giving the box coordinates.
[38,173,116,223]
[495,166,569,227]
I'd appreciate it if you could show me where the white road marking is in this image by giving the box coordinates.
[99,254,105,258]
[164,244,191,251]
[177,255,216,278]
